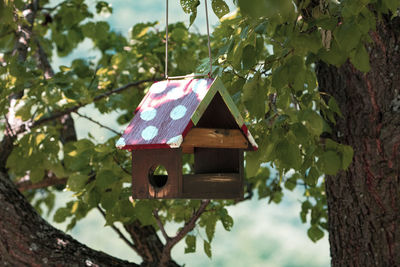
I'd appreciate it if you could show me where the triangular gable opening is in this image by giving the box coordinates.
[195,92,239,129]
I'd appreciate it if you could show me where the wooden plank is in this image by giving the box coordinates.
[182,128,248,149]
[182,173,242,199]
[182,146,194,154]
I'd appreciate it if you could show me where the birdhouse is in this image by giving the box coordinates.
[116,77,257,199]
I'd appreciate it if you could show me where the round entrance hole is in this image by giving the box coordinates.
[148,165,168,189]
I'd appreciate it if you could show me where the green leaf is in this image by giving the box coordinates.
[271,190,283,203]
[242,75,265,118]
[185,235,196,253]
[245,150,263,177]
[382,0,399,12]
[242,45,257,70]
[211,0,229,19]
[304,166,319,187]
[350,43,370,73]
[318,39,348,66]
[300,110,324,136]
[96,170,119,190]
[291,123,309,145]
[135,201,155,226]
[328,97,343,117]
[30,167,45,183]
[307,225,324,242]
[53,207,71,223]
[284,176,297,191]
[205,218,217,242]
[275,139,302,170]
[334,22,362,52]
[219,208,234,231]
[0,32,16,53]
[272,65,289,89]
[180,0,200,26]
[100,190,118,211]
[67,173,89,191]
[318,150,341,175]
[66,218,77,232]
[300,200,312,223]
[203,240,212,258]
[341,145,354,169]
[96,1,113,14]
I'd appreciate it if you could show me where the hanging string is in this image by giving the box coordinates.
[165,0,169,79]
[165,0,213,79]
[204,0,213,77]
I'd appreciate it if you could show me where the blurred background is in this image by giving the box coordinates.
[46,0,330,266]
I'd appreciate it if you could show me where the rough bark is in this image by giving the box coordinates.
[316,16,400,266]
[0,171,138,267]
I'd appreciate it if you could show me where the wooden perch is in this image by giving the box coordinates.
[182,128,248,153]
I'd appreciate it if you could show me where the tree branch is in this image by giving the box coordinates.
[16,171,67,192]
[0,171,139,266]
[159,200,210,265]
[74,111,120,135]
[97,205,139,254]
[153,209,171,242]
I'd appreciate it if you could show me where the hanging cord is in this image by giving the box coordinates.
[204,0,213,77]
[165,0,169,79]
[165,0,213,79]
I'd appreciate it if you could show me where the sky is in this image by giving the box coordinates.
[45,1,331,266]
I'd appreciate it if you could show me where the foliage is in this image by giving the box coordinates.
[0,0,399,263]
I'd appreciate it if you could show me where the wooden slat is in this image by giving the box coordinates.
[182,173,242,199]
[182,146,194,154]
[182,128,248,151]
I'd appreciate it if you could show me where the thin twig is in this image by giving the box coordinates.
[97,205,139,253]
[153,209,171,242]
[74,111,120,135]
[113,156,132,176]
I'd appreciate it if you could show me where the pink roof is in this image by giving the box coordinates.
[117,79,214,150]
[116,78,258,151]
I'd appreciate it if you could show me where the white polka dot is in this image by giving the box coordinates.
[192,79,208,94]
[151,82,167,94]
[140,108,157,121]
[170,105,187,120]
[141,126,158,140]
[167,86,184,100]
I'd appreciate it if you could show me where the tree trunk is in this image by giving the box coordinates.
[316,16,400,266]
[0,171,138,267]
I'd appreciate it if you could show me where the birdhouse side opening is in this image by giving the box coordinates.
[132,148,182,198]
[148,165,168,189]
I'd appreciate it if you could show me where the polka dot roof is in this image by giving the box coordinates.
[117,78,214,150]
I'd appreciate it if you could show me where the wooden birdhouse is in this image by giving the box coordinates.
[116,77,257,199]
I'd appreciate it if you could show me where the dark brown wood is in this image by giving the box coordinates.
[196,92,239,129]
[316,16,400,266]
[182,128,248,150]
[194,148,241,174]
[132,148,182,198]
[182,146,194,154]
[182,173,242,199]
